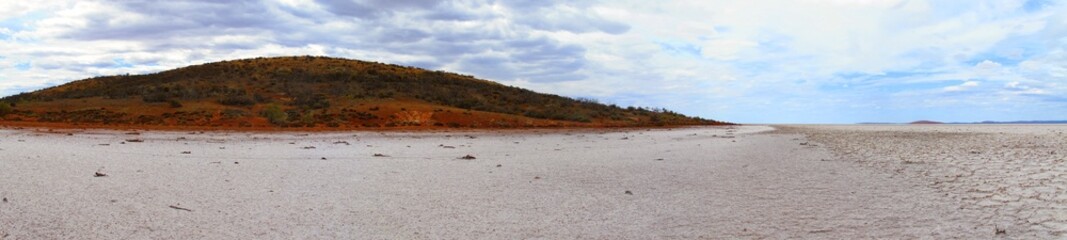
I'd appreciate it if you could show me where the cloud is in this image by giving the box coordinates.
[2,0,1066,123]
[943,81,980,92]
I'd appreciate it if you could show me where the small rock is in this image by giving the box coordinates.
[302,146,316,149]
[126,139,144,143]
[180,151,191,154]
[496,164,502,167]
[624,190,633,195]
[2,197,7,203]
[534,176,541,180]
[373,153,388,157]
[995,225,1006,235]
[321,157,327,160]
[459,154,476,160]
[655,158,664,161]
[94,172,108,177]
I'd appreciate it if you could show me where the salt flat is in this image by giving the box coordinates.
[778,124,1067,239]
[3,125,1057,239]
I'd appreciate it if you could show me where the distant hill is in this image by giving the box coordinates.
[0,56,729,129]
[969,120,1067,124]
[909,120,943,124]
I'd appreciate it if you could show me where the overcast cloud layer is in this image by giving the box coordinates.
[1,0,1065,123]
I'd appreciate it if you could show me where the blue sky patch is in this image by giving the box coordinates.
[656,40,702,57]
[14,62,31,71]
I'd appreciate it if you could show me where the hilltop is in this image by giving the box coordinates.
[0,56,728,130]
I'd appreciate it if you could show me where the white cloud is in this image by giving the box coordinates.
[944,81,980,92]
[1,0,1066,123]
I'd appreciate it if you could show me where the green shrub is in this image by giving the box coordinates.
[0,102,12,116]
[260,104,287,125]
[219,95,255,106]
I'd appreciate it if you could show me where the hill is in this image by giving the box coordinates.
[909,120,943,124]
[0,56,729,130]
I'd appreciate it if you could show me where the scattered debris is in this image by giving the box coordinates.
[995,225,1006,235]
[799,142,808,146]
[302,146,316,149]
[94,171,108,177]
[333,141,350,145]
[496,164,502,167]
[234,162,239,164]
[321,157,328,160]
[458,154,476,160]
[125,132,141,135]
[439,144,456,149]
[808,229,833,234]
[373,153,389,157]
[624,190,633,195]
[177,137,187,140]
[98,144,110,146]
[208,161,221,164]
[126,139,144,143]
[169,205,193,212]
[180,151,191,154]
[621,137,629,140]
[534,176,541,180]
[655,158,664,161]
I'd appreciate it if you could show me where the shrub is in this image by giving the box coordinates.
[142,92,169,103]
[219,95,255,106]
[168,100,183,108]
[0,102,12,116]
[291,93,330,109]
[222,109,249,119]
[260,104,288,125]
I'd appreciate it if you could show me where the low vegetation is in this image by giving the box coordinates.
[0,101,13,116]
[0,56,730,129]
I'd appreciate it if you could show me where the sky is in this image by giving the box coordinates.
[1,0,1065,123]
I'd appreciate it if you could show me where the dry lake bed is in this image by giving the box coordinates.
[1,125,1065,239]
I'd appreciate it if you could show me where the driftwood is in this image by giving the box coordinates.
[169,205,193,212]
